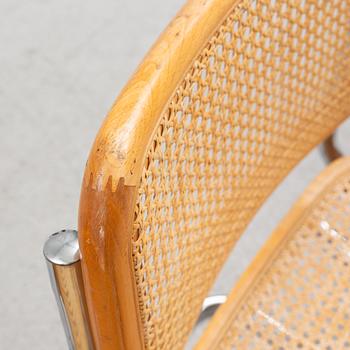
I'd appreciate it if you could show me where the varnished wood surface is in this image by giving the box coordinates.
[79,1,240,349]
[78,0,350,348]
[82,0,238,190]
[79,179,142,350]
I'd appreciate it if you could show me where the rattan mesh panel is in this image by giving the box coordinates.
[216,169,350,349]
[132,0,350,348]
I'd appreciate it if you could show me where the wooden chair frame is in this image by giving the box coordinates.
[43,0,350,349]
[195,156,350,349]
[79,1,250,348]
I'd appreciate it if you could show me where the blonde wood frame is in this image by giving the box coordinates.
[79,1,244,349]
[77,0,350,349]
[82,0,239,190]
[195,156,350,349]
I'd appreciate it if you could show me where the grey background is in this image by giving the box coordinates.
[1,1,349,349]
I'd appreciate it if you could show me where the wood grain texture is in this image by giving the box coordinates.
[82,0,238,190]
[79,178,142,350]
[78,0,350,348]
[79,1,239,348]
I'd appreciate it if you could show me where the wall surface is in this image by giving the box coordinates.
[0,1,349,349]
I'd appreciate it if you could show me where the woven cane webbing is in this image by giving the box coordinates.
[214,164,350,349]
[132,0,350,348]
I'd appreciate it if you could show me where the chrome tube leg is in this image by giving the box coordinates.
[321,133,342,163]
[43,230,94,350]
[197,295,227,323]
[46,259,75,350]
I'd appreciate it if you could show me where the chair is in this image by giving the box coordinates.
[196,156,350,349]
[43,0,350,348]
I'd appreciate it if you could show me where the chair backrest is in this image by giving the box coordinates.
[78,0,350,349]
